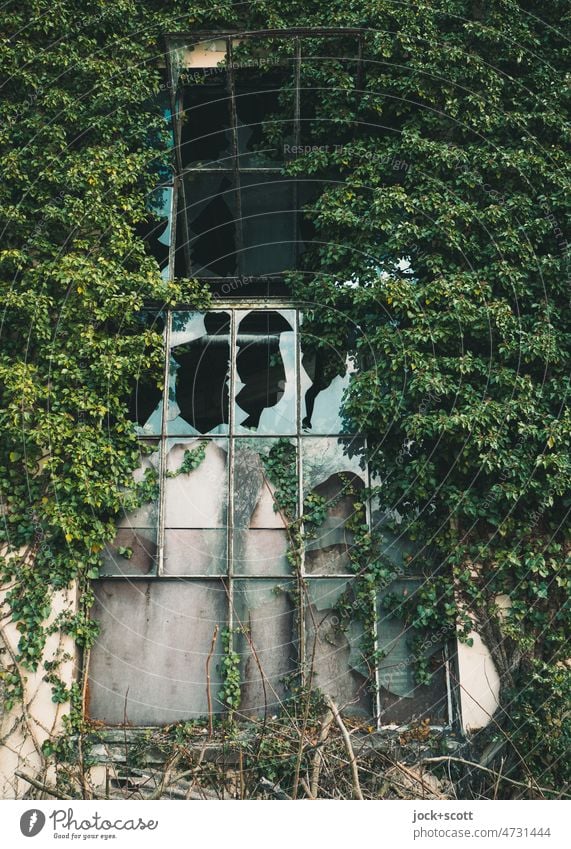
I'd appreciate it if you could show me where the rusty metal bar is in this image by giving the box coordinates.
[226,38,243,277]
[293,38,302,267]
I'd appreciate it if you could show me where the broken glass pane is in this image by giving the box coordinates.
[304,472,365,576]
[127,313,165,436]
[304,579,372,717]
[102,443,160,576]
[183,171,237,277]
[138,183,174,279]
[88,580,226,724]
[234,310,296,434]
[300,316,357,434]
[164,438,228,528]
[303,437,366,495]
[232,579,296,716]
[139,90,175,279]
[164,529,227,576]
[168,311,230,435]
[377,580,449,725]
[100,528,157,577]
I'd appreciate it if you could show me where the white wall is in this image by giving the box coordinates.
[457,630,501,732]
[0,587,77,799]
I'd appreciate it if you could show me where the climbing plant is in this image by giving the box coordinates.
[1,0,569,798]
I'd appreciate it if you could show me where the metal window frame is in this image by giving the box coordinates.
[91,29,459,730]
[164,29,364,281]
[103,303,456,729]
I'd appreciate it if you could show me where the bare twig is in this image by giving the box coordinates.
[324,696,363,800]
[206,625,219,738]
[421,755,569,798]
[151,751,183,799]
[15,770,74,800]
[308,706,334,799]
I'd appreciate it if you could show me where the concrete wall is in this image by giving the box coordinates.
[0,577,500,797]
[0,587,77,799]
[457,631,501,732]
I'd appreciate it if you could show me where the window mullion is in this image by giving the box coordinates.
[366,451,382,728]
[227,308,237,659]
[226,38,243,277]
[164,43,191,276]
[296,309,306,687]
[157,310,172,576]
[293,38,302,266]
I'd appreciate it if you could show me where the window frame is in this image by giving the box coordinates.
[86,31,460,731]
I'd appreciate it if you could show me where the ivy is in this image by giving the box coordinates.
[218,628,242,710]
[1,0,569,798]
[166,441,207,478]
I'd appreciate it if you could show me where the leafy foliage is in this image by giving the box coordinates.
[1,0,569,798]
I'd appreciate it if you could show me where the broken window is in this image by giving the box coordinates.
[91,307,453,727]
[88,31,455,730]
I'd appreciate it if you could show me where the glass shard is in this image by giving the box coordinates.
[168,311,231,435]
[377,580,449,725]
[234,310,296,434]
[305,579,372,716]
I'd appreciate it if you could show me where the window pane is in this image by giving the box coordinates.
[139,90,175,279]
[180,84,233,167]
[116,443,160,530]
[168,311,230,435]
[234,68,293,167]
[377,580,449,725]
[233,438,296,527]
[234,310,296,434]
[232,438,295,577]
[127,313,165,436]
[238,174,298,275]
[138,183,173,279]
[302,437,366,493]
[164,438,228,528]
[233,579,297,716]
[304,579,373,717]
[304,471,364,576]
[88,580,226,724]
[102,443,159,576]
[164,529,227,576]
[183,171,238,277]
[300,315,357,435]
[101,528,157,577]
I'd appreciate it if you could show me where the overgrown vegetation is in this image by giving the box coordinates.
[1,0,569,799]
